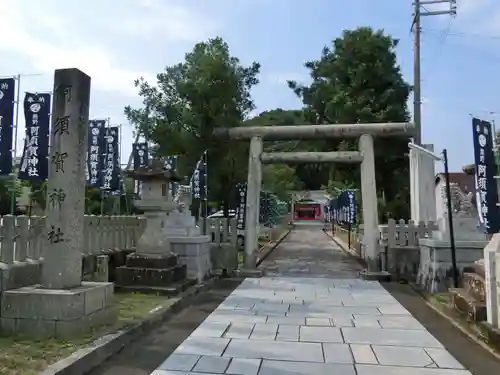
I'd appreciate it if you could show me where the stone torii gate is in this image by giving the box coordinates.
[213,123,415,274]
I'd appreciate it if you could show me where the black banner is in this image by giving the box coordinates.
[472,117,500,233]
[165,155,178,197]
[190,151,206,200]
[86,120,106,187]
[132,142,148,170]
[102,126,120,191]
[235,182,247,230]
[18,93,51,181]
[0,78,14,175]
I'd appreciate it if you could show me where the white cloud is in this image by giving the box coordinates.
[265,72,309,86]
[0,0,219,163]
[108,0,217,40]
[0,0,216,96]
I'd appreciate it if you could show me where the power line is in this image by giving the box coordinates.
[420,17,454,83]
[424,29,500,41]
[412,0,456,145]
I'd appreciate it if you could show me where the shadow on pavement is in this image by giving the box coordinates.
[87,278,243,375]
[384,282,500,375]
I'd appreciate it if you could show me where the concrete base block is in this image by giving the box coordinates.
[0,281,116,339]
[171,236,212,283]
[237,268,266,278]
[359,270,391,282]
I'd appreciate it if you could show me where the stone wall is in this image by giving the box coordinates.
[385,246,421,282]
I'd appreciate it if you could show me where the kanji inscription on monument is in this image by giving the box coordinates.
[40,68,91,289]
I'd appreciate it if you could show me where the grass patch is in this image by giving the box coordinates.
[427,292,493,347]
[0,292,178,375]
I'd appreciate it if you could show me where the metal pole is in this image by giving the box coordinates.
[443,149,458,288]
[100,117,111,215]
[413,0,422,145]
[116,123,122,214]
[9,74,21,214]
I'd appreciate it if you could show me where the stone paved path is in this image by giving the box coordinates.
[151,277,470,374]
[259,223,363,278]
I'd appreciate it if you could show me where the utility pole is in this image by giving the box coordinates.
[412,0,456,145]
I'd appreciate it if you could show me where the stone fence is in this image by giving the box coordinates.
[0,215,146,265]
[0,215,239,266]
[0,215,239,293]
[374,218,487,292]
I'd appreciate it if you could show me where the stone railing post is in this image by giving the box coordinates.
[117,216,125,250]
[101,216,111,253]
[1,215,16,264]
[27,216,44,260]
[82,215,91,254]
[15,215,29,262]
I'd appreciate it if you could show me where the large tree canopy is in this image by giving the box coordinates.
[125,37,260,210]
[288,27,412,219]
[244,109,306,198]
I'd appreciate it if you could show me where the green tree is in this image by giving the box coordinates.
[289,27,412,220]
[125,37,260,214]
[262,164,304,200]
[243,109,308,195]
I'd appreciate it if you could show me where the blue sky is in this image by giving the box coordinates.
[0,0,498,171]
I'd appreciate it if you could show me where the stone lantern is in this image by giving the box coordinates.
[115,158,191,293]
[126,158,180,255]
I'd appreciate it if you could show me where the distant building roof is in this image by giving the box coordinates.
[435,172,476,194]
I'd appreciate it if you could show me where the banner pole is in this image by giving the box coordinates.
[100,117,111,215]
[117,123,122,213]
[10,74,21,215]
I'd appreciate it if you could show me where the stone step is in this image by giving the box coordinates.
[115,279,197,296]
[450,287,487,322]
[462,272,486,303]
[115,264,187,287]
[125,253,179,269]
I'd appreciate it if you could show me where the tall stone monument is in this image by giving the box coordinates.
[0,69,115,339]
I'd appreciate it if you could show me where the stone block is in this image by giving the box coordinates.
[0,281,115,339]
[0,261,42,293]
[210,243,238,272]
[450,288,487,322]
[125,253,178,269]
[94,255,109,282]
[462,272,486,302]
[171,236,212,283]
[114,264,186,287]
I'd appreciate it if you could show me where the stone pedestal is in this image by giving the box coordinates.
[0,282,114,339]
[165,185,212,282]
[115,159,192,294]
[171,236,212,282]
[114,253,192,295]
[0,69,116,338]
[417,238,488,292]
[434,216,486,242]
